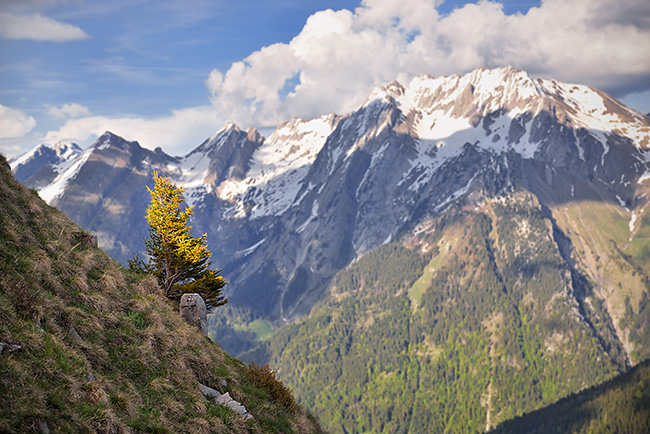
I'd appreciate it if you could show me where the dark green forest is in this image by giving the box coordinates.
[242,194,648,433]
[490,358,650,434]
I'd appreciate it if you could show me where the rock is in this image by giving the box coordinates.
[197,382,254,420]
[0,342,4,354]
[38,421,50,434]
[69,327,81,340]
[179,293,207,336]
[219,379,227,389]
[216,392,233,405]
[226,400,247,414]
[198,382,220,400]
[86,372,95,382]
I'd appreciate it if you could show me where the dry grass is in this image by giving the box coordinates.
[0,157,325,434]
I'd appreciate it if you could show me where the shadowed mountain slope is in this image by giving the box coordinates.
[490,358,650,434]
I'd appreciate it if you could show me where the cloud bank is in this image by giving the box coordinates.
[47,103,92,119]
[0,12,89,42]
[0,105,36,139]
[206,0,650,128]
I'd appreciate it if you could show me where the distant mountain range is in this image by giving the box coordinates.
[10,141,81,185]
[12,66,650,323]
[10,66,650,432]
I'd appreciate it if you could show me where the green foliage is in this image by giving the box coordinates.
[624,291,650,361]
[143,171,227,311]
[127,253,148,275]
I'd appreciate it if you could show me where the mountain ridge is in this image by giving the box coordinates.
[10,65,650,345]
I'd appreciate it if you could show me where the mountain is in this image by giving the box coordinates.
[0,153,324,433]
[13,66,650,431]
[20,66,650,332]
[490,358,650,433]
[249,199,649,432]
[9,141,82,183]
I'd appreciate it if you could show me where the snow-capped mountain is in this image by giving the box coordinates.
[17,66,650,328]
[10,141,82,183]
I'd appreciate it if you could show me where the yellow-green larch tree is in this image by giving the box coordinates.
[141,170,227,310]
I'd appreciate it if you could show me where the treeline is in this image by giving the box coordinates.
[490,358,650,434]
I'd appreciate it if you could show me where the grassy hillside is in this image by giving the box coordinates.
[251,193,649,433]
[0,155,324,434]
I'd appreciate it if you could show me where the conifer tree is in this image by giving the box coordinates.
[142,171,227,310]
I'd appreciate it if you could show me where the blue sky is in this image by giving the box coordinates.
[1,0,649,157]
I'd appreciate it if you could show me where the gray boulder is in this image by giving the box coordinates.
[179,293,207,336]
[38,421,50,434]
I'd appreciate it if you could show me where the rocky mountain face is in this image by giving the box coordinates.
[249,190,650,432]
[9,141,81,184]
[13,67,650,353]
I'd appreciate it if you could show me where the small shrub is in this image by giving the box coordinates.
[246,362,296,412]
[127,254,149,276]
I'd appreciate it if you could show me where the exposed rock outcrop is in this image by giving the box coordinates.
[198,382,253,420]
[180,293,208,336]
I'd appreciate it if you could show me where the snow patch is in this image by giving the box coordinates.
[638,171,650,184]
[239,238,266,256]
[630,213,638,235]
[217,114,335,219]
[297,200,320,233]
[38,150,92,204]
[616,195,629,211]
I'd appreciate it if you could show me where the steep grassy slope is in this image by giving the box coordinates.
[550,200,650,363]
[250,193,649,433]
[0,155,324,434]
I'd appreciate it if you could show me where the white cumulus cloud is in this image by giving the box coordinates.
[47,103,92,119]
[0,105,36,139]
[0,12,89,42]
[206,0,650,128]
[42,106,221,156]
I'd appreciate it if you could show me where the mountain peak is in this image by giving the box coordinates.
[9,140,82,183]
[97,130,121,141]
[362,80,406,108]
[196,122,244,148]
[246,126,263,142]
[219,121,241,133]
[91,131,142,152]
